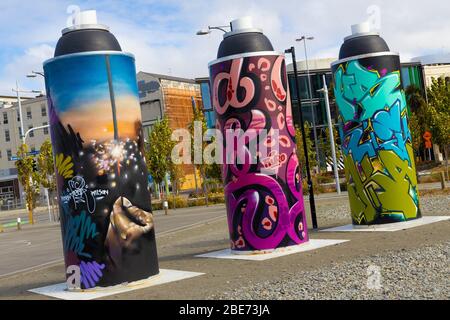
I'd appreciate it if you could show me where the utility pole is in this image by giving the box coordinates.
[285,47,318,229]
[297,36,321,172]
[319,75,341,194]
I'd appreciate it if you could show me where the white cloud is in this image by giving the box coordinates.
[0,0,449,95]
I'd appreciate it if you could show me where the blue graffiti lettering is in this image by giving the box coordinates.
[62,205,99,258]
[372,101,410,162]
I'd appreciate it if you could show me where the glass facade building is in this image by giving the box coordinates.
[198,80,216,129]
[196,61,425,170]
[286,62,424,129]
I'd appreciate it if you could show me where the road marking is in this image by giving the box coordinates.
[0,259,64,280]
[0,215,226,279]
[157,215,226,237]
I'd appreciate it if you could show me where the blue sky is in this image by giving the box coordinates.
[0,0,449,96]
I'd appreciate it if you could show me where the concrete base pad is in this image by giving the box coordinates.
[28,269,204,300]
[195,239,349,261]
[321,216,450,232]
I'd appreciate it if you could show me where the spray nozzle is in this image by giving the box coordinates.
[351,22,371,35]
[230,16,254,32]
[73,10,98,26]
[224,16,262,38]
[63,9,109,34]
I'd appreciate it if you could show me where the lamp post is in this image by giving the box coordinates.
[296,36,321,173]
[12,82,42,144]
[196,25,231,35]
[13,79,46,224]
[27,71,52,222]
[26,71,50,142]
[26,71,45,78]
[11,82,41,225]
[317,75,341,194]
[285,46,318,229]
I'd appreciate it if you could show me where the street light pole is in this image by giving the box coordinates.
[12,81,43,225]
[196,25,230,35]
[13,82,42,144]
[319,75,341,194]
[22,124,50,145]
[297,36,321,173]
[14,81,26,143]
[285,46,318,229]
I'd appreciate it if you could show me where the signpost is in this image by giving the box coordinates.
[423,131,432,160]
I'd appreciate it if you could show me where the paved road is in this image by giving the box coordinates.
[0,181,446,278]
[1,182,445,226]
[0,193,448,300]
[0,205,226,278]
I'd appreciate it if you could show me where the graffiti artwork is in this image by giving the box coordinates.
[44,52,159,289]
[210,53,308,252]
[333,59,421,225]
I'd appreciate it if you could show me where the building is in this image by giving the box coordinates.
[0,71,209,204]
[195,57,436,170]
[1,95,28,106]
[286,58,425,128]
[0,95,50,206]
[197,78,216,130]
[137,72,204,191]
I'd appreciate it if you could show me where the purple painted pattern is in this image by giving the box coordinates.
[210,54,308,251]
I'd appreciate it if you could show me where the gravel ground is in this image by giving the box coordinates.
[316,193,450,226]
[210,241,450,300]
[211,194,450,300]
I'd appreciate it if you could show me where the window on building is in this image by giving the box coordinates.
[3,112,8,124]
[5,129,10,142]
[18,127,22,137]
[41,104,47,117]
[16,110,20,122]
[0,150,2,159]
[28,125,34,138]
[7,149,12,161]
[43,122,48,135]
[26,107,32,120]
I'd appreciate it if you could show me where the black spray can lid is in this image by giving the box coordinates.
[332,22,399,68]
[331,22,400,72]
[216,17,274,59]
[54,10,121,57]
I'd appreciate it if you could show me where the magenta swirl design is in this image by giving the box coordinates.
[209,54,308,252]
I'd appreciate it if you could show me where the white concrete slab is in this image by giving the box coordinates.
[321,216,450,232]
[195,239,349,261]
[28,269,204,300]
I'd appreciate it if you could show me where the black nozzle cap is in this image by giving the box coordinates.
[338,34,390,60]
[54,28,122,57]
[217,32,274,59]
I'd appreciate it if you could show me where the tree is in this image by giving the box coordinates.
[145,117,174,199]
[427,77,450,178]
[37,140,57,219]
[168,161,185,195]
[15,144,40,225]
[408,112,422,159]
[295,122,317,176]
[188,105,209,205]
[37,140,56,190]
[405,84,432,162]
[405,85,426,114]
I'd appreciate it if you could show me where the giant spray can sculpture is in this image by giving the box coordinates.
[331,23,421,225]
[43,11,159,289]
[209,17,308,253]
